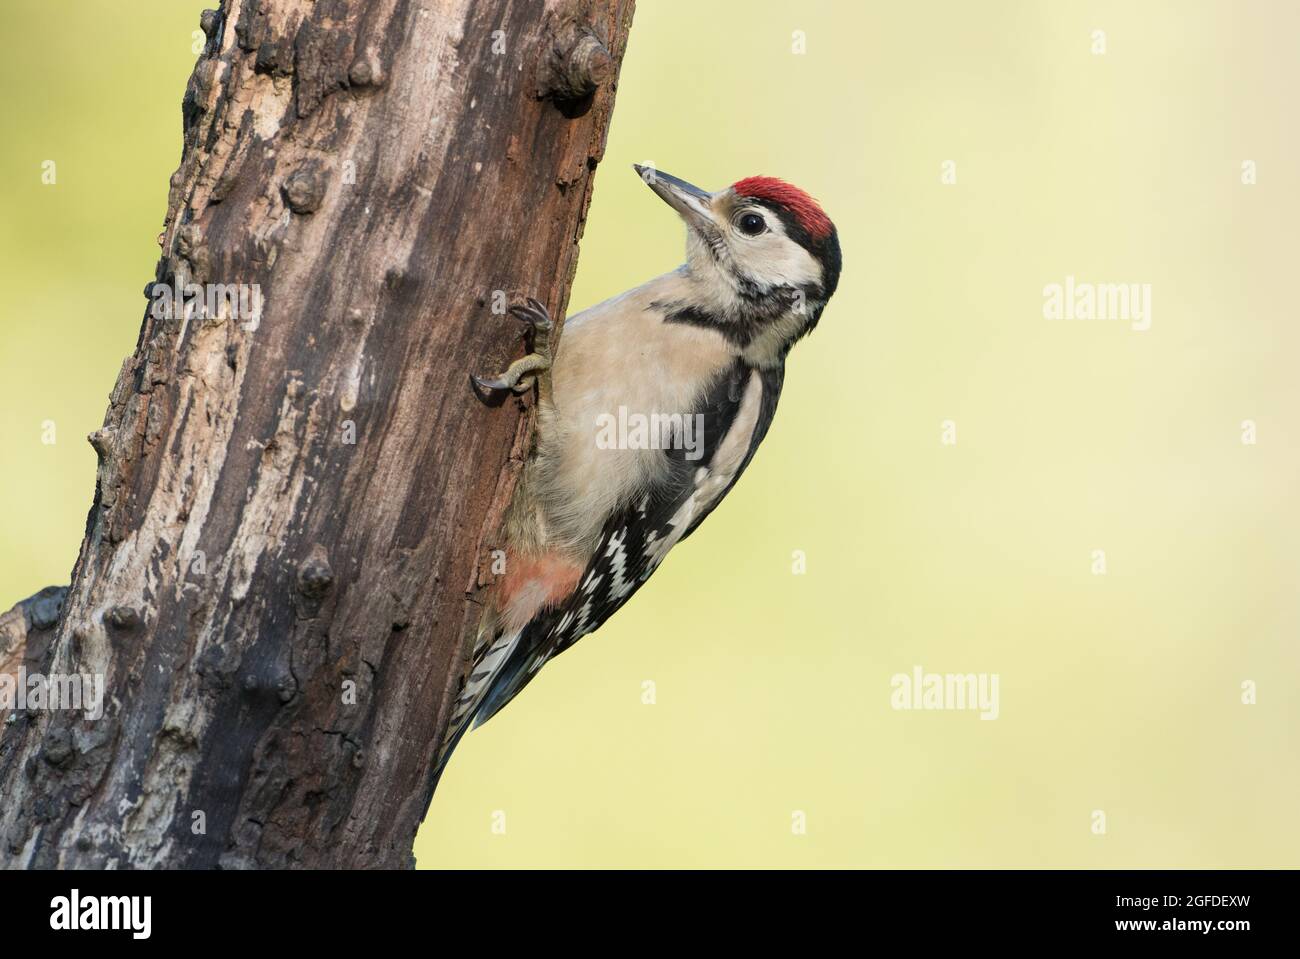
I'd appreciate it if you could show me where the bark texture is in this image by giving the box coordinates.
[0,0,634,869]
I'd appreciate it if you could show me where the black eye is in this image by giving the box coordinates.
[737,212,767,236]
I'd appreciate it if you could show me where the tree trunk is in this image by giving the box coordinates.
[0,0,634,869]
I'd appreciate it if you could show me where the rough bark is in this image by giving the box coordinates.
[0,0,634,869]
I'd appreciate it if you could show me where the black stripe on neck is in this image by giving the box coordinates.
[652,286,818,355]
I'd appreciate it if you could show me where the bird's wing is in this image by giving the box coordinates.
[472,362,784,726]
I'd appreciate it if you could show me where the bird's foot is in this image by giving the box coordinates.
[471,297,553,396]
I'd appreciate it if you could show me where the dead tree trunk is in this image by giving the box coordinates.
[0,0,634,869]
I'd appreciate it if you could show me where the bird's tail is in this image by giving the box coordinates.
[428,616,524,792]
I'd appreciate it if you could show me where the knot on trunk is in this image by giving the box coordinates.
[26,588,68,632]
[199,9,221,39]
[283,164,326,214]
[297,546,334,599]
[537,13,614,110]
[348,51,386,88]
[105,605,141,630]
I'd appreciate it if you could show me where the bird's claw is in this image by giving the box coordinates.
[472,297,554,397]
[508,297,553,333]
[470,372,514,393]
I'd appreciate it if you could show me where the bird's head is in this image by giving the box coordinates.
[634,165,840,360]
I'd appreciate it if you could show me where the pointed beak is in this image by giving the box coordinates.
[633,164,716,233]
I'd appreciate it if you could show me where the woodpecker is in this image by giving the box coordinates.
[436,165,841,783]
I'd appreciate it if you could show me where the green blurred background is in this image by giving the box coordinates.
[1,1,1296,867]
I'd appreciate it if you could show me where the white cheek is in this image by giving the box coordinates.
[738,235,821,288]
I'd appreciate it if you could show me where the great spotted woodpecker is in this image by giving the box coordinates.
[437,165,841,781]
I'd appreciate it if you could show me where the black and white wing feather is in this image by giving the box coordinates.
[472,361,784,726]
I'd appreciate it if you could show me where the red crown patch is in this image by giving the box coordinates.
[731,176,833,240]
